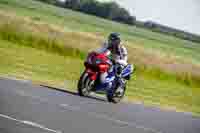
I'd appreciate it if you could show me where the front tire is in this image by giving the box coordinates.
[78,71,87,96]
[78,73,94,97]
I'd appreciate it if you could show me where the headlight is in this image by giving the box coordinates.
[95,59,102,64]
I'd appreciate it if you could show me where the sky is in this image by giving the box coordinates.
[98,0,200,35]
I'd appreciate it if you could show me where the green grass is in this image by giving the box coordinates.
[0,19,86,59]
[0,39,83,89]
[0,39,199,115]
[0,0,200,64]
[0,10,199,88]
[0,0,200,115]
[0,0,200,84]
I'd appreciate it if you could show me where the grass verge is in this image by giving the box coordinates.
[0,40,200,115]
[0,12,200,88]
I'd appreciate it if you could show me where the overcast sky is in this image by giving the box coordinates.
[98,0,200,35]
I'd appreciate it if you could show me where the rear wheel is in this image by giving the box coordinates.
[107,84,126,104]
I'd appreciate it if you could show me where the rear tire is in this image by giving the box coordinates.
[107,84,126,104]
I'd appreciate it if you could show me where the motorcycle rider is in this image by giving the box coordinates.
[97,33,128,88]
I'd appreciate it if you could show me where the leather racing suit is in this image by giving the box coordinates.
[96,42,128,86]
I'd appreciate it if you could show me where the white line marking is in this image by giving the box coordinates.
[82,111,162,133]
[3,76,31,83]
[60,104,162,133]
[0,114,62,133]
[60,104,81,111]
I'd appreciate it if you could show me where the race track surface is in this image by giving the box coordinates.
[0,77,199,133]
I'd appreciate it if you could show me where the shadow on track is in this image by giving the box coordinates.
[40,85,107,103]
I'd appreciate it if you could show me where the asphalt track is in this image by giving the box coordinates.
[0,77,199,133]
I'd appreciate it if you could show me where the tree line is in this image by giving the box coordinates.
[37,0,136,25]
[36,0,200,43]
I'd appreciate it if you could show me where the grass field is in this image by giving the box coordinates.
[0,0,200,115]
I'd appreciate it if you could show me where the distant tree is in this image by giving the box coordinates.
[80,0,98,14]
[106,2,120,20]
[39,0,137,25]
[65,0,81,10]
[126,16,136,25]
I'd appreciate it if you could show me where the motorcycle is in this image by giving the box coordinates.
[77,49,134,103]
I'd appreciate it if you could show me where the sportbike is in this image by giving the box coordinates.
[78,50,134,103]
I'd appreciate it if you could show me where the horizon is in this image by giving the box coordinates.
[98,0,200,35]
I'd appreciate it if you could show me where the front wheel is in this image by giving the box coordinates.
[107,84,126,104]
[78,74,94,97]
